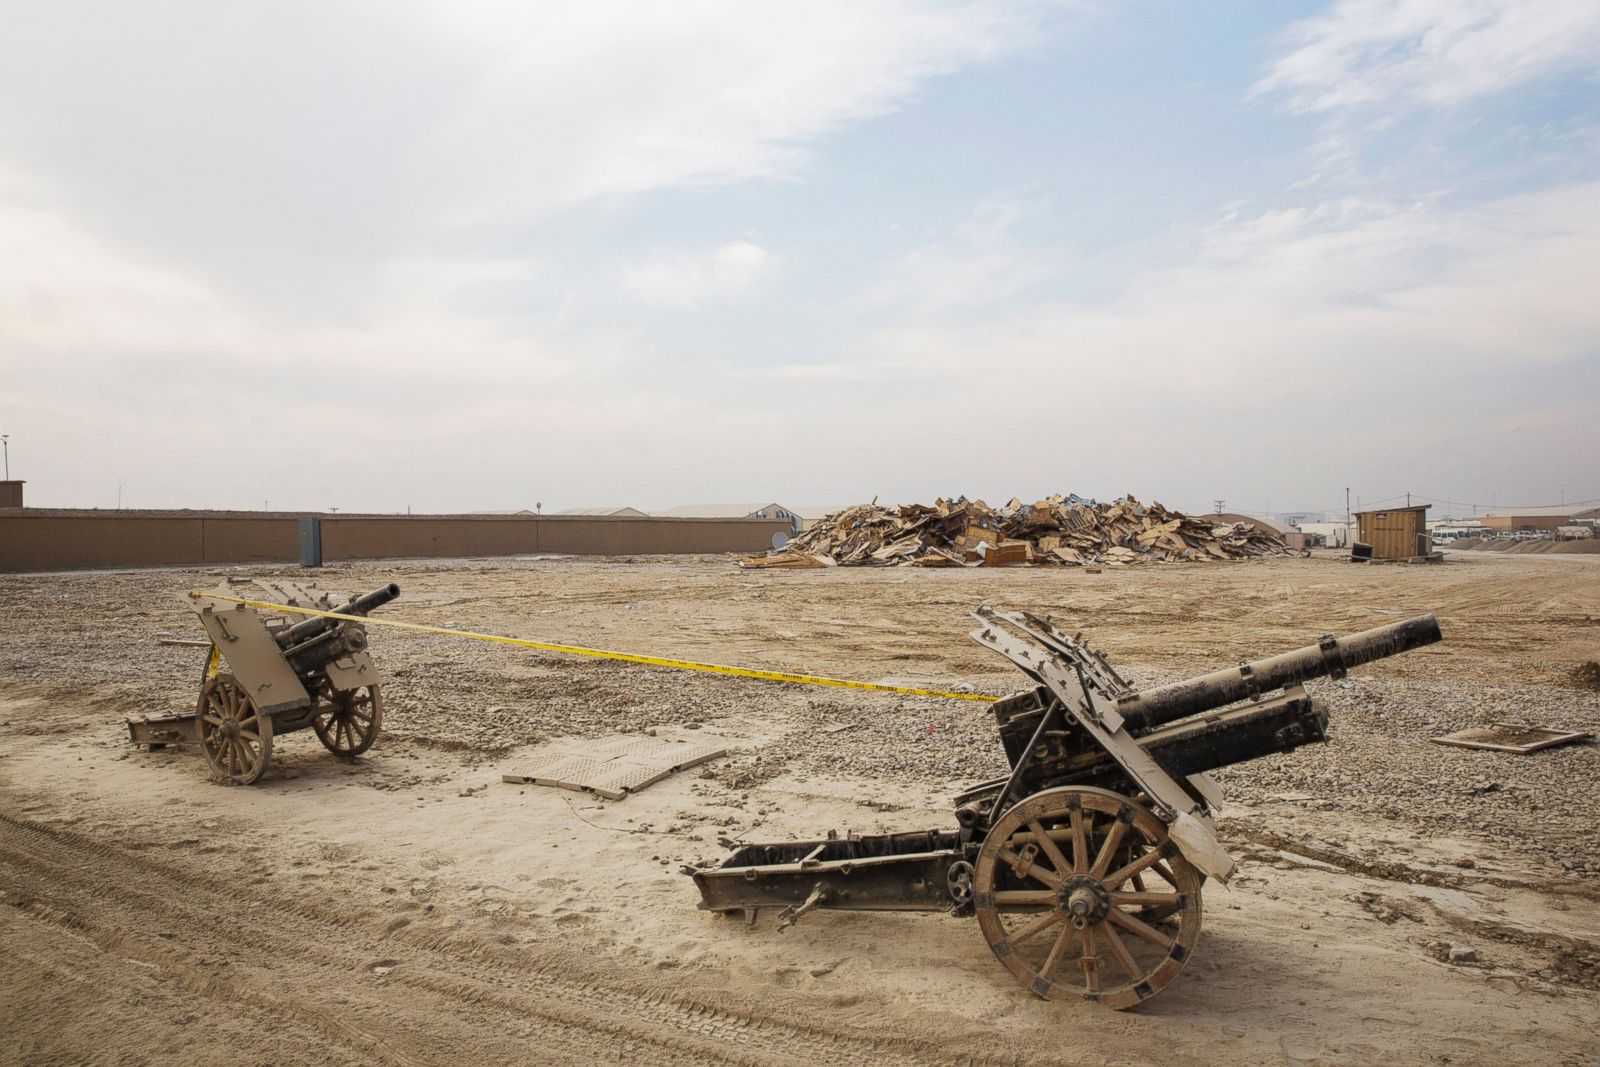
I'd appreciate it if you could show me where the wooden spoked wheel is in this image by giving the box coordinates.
[974,786,1203,1010]
[197,673,273,785]
[312,685,382,757]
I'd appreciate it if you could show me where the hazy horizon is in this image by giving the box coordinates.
[2,2,1596,518]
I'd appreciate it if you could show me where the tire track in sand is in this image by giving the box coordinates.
[0,810,1040,1067]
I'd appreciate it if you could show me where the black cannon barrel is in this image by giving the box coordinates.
[1090,691,1327,787]
[343,582,402,617]
[987,690,1330,805]
[1114,614,1441,734]
[276,583,401,647]
[284,625,369,675]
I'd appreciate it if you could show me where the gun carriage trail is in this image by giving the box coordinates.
[3,551,1598,1064]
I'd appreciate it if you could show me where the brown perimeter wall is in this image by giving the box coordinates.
[0,511,791,573]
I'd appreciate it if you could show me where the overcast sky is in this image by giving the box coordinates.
[2,0,1596,517]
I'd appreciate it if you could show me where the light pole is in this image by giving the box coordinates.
[2,435,9,480]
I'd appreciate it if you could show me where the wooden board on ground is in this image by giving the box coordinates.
[1429,722,1592,754]
[502,734,728,799]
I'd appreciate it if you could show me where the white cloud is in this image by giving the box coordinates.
[0,2,1061,508]
[864,195,1059,313]
[782,182,1600,506]
[0,197,596,411]
[0,1,1049,308]
[890,183,1597,379]
[0,193,854,512]
[1257,0,1600,113]
[618,241,773,309]
[1,3,1591,514]
[6,180,1596,512]
[768,360,908,382]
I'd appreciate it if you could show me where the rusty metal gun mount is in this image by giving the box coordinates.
[127,579,400,784]
[687,610,1442,1009]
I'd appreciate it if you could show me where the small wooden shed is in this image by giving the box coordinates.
[1354,504,1430,560]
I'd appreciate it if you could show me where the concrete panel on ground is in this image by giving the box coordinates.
[502,735,728,800]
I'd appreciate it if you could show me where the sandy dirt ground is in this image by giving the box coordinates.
[2,550,1598,1065]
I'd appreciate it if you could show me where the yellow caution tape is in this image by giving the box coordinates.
[190,592,1001,703]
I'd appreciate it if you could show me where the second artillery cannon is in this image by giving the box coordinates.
[127,578,400,784]
[687,610,1442,1009]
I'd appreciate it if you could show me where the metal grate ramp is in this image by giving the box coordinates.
[502,734,728,800]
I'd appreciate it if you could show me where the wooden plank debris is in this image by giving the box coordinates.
[1429,722,1592,754]
[741,494,1289,569]
[984,540,1029,567]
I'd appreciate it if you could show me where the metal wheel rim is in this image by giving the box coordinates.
[312,684,382,757]
[973,786,1202,1009]
[197,674,273,785]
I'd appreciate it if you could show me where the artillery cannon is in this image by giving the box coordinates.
[127,579,399,784]
[687,610,1442,1009]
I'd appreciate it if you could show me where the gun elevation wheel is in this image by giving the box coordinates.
[197,673,273,785]
[973,786,1202,1010]
[312,684,381,757]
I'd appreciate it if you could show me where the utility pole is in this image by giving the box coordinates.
[1406,491,1411,508]
[1345,487,1351,546]
[1213,498,1225,516]
[1,434,9,480]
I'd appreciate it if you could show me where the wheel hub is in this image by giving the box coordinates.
[1057,874,1110,929]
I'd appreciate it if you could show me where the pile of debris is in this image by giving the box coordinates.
[742,495,1289,569]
